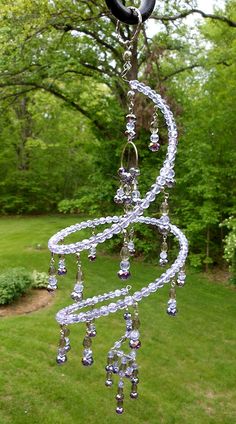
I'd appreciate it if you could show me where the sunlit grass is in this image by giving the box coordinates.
[0,216,236,424]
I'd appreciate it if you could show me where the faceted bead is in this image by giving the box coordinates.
[123,312,132,320]
[117,270,131,280]
[83,336,92,348]
[160,251,168,260]
[149,142,160,152]
[88,254,96,261]
[130,391,138,399]
[56,354,67,365]
[126,121,135,132]
[71,291,83,302]
[120,260,130,271]
[129,339,141,349]
[128,241,135,255]
[160,201,169,215]
[150,133,159,142]
[64,338,71,352]
[82,356,94,366]
[83,348,92,357]
[116,393,124,401]
[105,379,113,387]
[105,364,114,372]
[131,376,139,384]
[130,330,140,341]
[113,364,119,374]
[120,245,129,261]
[116,406,124,415]
[114,195,123,204]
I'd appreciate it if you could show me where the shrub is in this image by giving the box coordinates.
[0,268,33,305]
[31,270,48,289]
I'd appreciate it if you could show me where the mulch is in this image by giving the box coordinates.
[0,289,55,317]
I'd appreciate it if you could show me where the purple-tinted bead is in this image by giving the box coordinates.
[82,356,94,366]
[57,268,67,275]
[149,142,160,152]
[117,270,131,280]
[116,406,124,415]
[56,355,67,365]
[116,393,124,401]
[129,340,141,350]
[130,391,138,399]
[105,365,114,372]
[131,376,139,384]
[123,312,132,320]
[113,365,119,374]
[88,254,96,261]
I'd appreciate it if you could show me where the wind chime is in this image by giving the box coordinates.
[48,0,188,415]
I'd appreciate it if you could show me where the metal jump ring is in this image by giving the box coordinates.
[105,0,156,25]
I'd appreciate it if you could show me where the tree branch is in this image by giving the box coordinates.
[152,9,236,28]
[0,81,105,131]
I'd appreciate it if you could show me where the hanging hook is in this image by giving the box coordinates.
[105,0,156,25]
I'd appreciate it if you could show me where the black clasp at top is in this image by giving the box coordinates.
[105,0,156,25]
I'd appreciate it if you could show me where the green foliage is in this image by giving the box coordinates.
[0,267,32,304]
[31,270,48,289]
[221,216,236,284]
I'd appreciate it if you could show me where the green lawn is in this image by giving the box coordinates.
[0,216,236,424]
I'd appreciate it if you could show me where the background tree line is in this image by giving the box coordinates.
[0,0,235,272]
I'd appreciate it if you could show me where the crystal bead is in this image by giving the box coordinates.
[120,260,130,271]
[82,356,94,366]
[126,121,135,132]
[149,142,160,152]
[160,201,169,215]
[105,364,113,372]
[130,330,140,341]
[56,354,67,365]
[83,336,92,348]
[150,133,159,142]
[117,270,130,280]
[105,379,113,387]
[116,406,124,415]
[130,391,138,399]
[120,246,129,261]
[129,339,141,349]
[108,303,117,313]
[124,312,132,320]
[116,393,124,401]
[160,251,168,260]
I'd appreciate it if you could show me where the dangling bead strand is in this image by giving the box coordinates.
[57,255,67,275]
[118,230,131,280]
[47,253,58,291]
[116,379,124,414]
[105,350,114,387]
[56,324,68,365]
[159,235,168,266]
[129,303,141,350]
[167,280,178,316]
[130,363,139,399]
[88,228,97,261]
[71,253,84,302]
[149,105,160,152]
[177,267,186,287]
[82,325,94,366]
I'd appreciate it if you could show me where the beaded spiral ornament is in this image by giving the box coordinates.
[48,8,188,415]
